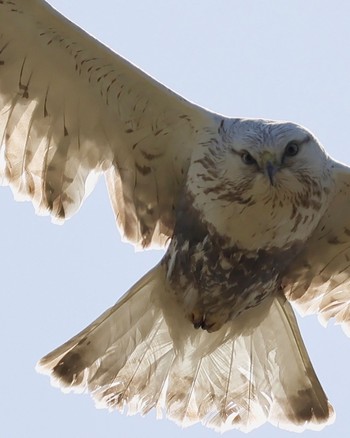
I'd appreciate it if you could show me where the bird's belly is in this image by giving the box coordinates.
[162,240,286,332]
[179,273,279,332]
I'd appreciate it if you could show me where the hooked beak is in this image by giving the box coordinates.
[261,152,279,186]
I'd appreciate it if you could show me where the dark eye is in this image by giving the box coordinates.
[241,151,256,165]
[284,142,299,157]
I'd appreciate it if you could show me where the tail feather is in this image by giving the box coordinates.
[38,265,165,388]
[37,264,334,432]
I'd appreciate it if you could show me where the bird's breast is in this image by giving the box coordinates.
[162,229,301,331]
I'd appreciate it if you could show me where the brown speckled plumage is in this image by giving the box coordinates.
[163,193,302,331]
[2,0,350,433]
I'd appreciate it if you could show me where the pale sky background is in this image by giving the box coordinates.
[1,1,350,437]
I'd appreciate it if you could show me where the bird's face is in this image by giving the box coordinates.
[221,119,330,195]
[188,119,334,249]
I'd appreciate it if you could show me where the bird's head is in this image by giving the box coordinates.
[188,118,334,249]
[218,119,331,194]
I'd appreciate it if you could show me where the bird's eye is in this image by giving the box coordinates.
[241,151,256,165]
[284,142,299,157]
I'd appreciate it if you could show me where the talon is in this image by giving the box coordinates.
[190,310,224,332]
[193,320,203,329]
[191,310,204,329]
[190,309,205,329]
[201,314,223,332]
[201,320,216,331]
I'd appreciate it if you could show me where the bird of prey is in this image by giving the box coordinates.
[1,0,350,433]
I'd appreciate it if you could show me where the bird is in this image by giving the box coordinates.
[1,0,350,433]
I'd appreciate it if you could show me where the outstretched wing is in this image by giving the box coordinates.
[283,160,350,335]
[0,0,218,247]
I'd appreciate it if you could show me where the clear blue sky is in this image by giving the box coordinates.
[1,1,350,437]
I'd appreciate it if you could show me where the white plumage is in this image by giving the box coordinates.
[37,264,332,432]
[1,0,350,434]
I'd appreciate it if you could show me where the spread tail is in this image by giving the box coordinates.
[37,264,334,432]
